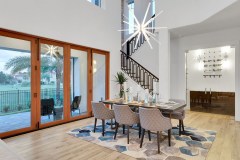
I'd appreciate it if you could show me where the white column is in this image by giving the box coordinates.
[158,28,170,101]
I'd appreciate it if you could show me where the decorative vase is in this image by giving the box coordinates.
[119,84,124,98]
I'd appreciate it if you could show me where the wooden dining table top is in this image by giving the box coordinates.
[101,99,186,113]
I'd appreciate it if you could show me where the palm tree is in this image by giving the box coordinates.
[5,53,63,102]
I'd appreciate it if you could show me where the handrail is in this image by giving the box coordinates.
[120,50,159,81]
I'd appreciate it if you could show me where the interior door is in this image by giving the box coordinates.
[0,30,37,138]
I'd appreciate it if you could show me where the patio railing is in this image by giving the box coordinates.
[0,88,63,113]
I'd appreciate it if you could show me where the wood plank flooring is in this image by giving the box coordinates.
[3,111,240,160]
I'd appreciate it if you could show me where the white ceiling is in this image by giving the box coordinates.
[170,0,240,39]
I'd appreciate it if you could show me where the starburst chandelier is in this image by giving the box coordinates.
[44,44,59,57]
[119,2,166,49]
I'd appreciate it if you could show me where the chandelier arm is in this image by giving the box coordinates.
[144,10,163,27]
[134,32,141,49]
[142,3,151,25]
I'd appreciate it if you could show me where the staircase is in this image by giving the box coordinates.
[121,50,158,93]
[121,14,158,93]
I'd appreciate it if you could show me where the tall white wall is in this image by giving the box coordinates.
[0,0,121,98]
[170,27,240,121]
[156,0,237,29]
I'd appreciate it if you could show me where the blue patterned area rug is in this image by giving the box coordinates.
[67,123,216,160]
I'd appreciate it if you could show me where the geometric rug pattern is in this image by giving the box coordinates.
[68,123,216,160]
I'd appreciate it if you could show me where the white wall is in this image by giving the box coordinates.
[187,47,235,92]
[156,0,237,29]
[170,27,240,121]
[0,0,121,98]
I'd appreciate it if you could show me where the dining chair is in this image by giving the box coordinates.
[139,107,172,154]
[70,96,81,116]
[41,98,55,119]
[113,104,141,144]
[91,102,115,136]
[169,99,186,136]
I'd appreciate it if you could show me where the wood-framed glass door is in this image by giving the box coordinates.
[69,46,92,120]
[0,30,38,138]
[37,39,68,128]
[91,49,110,102]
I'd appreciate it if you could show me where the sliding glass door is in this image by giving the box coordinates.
[0,31,37,137]
[38,40,66,127]
[0,29,110,138]
[70,47,90,119]
[92,50,109,102]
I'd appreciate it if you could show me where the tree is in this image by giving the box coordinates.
[0,71,15,84]
[5,53,63,102]
[0,71,7,84]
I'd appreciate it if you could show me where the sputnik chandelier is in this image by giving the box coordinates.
[44,44,59,57]
[119,2,166,49]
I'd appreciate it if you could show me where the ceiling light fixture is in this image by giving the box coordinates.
[44,44,58,57]
[119,2,167,49]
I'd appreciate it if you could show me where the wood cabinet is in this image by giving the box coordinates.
[190,91,235,115]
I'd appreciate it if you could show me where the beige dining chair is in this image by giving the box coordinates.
[113,104,141,144]
[139,107,172,154]
[169,99,186,136]
[91,102,115,136]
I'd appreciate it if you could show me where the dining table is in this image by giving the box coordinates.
[101,99,186,129]
[102,99,186,118]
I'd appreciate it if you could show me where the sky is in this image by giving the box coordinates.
[0,49,30,74]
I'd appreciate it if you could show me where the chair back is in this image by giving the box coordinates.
[71,96,81,110]
[41,98,54,116]
[139,107,172,131]
[113,104,137,125]
[91,102,111,119]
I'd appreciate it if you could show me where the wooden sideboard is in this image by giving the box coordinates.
[190,91,235,115]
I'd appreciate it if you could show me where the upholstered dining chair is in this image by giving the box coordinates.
[113,104,141,144]
[139,107,172,154]
[169,99,186,136]
[91,102,115,136]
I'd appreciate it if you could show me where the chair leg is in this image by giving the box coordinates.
[168,129,171,146]
[148,130,151,141]
[79,109,80,115]
[102,119,105,136]
[157,131,160,154]
[94,118,97,133]
[127,125,130,144]
[179,120,182,136]
[123,124,125,134]
[140,129,145,148]
[48,115,50,119]
[138,124,141,138]
[114,122,119,139]
[181,120,185,132]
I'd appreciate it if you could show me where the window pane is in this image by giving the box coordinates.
[40,44,64,124]
[128,2,135,34]
[0,36,31,133]
[70,49,88,117]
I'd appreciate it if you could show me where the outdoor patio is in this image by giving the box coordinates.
[0,111,83,133]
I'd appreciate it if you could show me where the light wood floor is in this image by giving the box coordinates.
[3,111,240,160]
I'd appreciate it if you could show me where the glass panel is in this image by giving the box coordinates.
[40,43,64,124]
[93,53,106,101]
[0,36,31,133]
[70,49,88,117]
